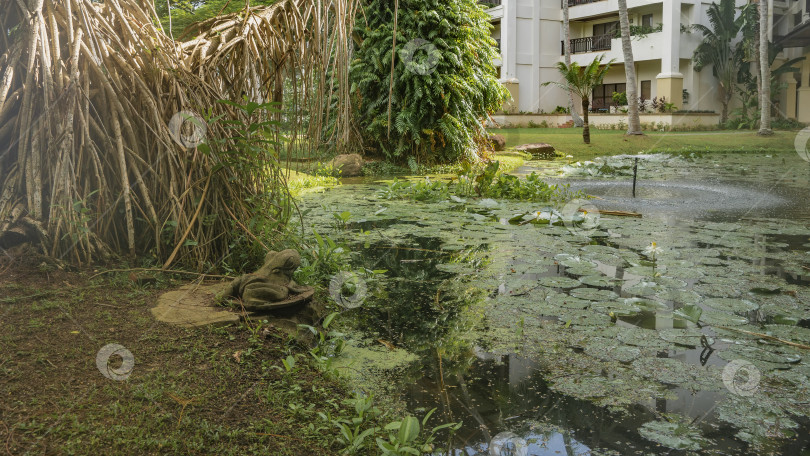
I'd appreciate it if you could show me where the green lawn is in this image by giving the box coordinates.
[490,128,797,161]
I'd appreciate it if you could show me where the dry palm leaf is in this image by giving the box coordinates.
[0,0,359,268]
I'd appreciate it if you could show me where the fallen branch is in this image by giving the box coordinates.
[715,325,810,351]
[582,209,642,218]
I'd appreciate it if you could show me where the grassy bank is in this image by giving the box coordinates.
[490,128,797,161]
[0,255,403,455]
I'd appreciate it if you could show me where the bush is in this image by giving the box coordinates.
[611,91,628,106]
[351,0,508,164]
[771,117,805,130]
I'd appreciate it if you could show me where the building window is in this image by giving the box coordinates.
[640,80,651,100]
[642,14,653,29]
[593,21,619,37]
[592,83,626,111]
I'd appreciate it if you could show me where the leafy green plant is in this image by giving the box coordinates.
[378,178,450,202]
[350,0,508,163]
[332,211,353,231]
[300,311,347,370]
[487,173,557,201]
[612,91,628,106]
[473,161,500,196]
[542,55,615,144]
[294,230,351,286]
[331,394,382,455]
[199,100,292,273]
[376,409,461,455]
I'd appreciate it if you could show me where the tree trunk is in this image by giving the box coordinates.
[618,0,642,135]
[721,101,729,125]
[582,99,590,144]
[752,1,762,97]
[563,0,584,127]
[758,0,773,135]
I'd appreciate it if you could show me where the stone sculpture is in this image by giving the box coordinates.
[225,249,314,311]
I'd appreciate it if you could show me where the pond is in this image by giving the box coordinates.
[296,150,810,455]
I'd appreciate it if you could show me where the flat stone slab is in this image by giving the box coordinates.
[515,143,557,160]
[151,283,239,327]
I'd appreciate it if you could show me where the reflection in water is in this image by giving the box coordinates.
[400,350,749,455]
[331,186,810,454]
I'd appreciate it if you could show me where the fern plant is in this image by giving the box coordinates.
[350,0,508,164]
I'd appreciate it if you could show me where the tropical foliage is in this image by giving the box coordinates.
[691,0,740,124]
[350,0,508,164]
[543,56,614,144]
[0,0,358,266]
[155,0,278,37]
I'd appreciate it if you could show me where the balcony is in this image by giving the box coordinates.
[561,34,612,55]
[567,0,607,6]
[479,0,501,7]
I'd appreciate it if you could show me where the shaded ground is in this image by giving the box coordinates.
[0,252,352,455]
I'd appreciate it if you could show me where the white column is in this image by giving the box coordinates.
[503,0,518,79]
[658,0,682,79]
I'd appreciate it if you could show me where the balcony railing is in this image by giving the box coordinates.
[560,34,612,55]
[479,0,501,7]
[567,0,607,6]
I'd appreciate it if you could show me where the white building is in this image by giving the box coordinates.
[483,0,800,119]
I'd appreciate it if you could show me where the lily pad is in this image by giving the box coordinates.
[625,298,668,311]
[655,289,701,305]
[632,356,704,385]
[700,309,750,327]
[569,287,619,301]
[703,298,759,313]
[591,300,642,317]
[537,276,582,289]
[545,293,591,310]
[578,275,620,288]
[638,418,706,451]
[763,324,810,345]
[659,328,712,348]
[617,328,670,350]
[584,338,641,363]
[718,343,801,367]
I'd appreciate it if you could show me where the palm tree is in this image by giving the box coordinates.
[692,0,740,124]
[618,0,642,135]
[758,0,773,135]
[562,0,584,127]
[543,55,615,144]
[738,1,760,95]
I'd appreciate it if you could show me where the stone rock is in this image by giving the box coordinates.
[151,283,239,327]
[329,153,364,177]
[515,143,557,160]
[489,134,506,151]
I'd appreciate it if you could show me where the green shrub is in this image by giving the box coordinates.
[350,0,508,164]
[771,117,805,130]
[611,91,628,106]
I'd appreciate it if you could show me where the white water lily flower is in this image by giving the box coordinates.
[450,195,466,203]
[644,242,663,257]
